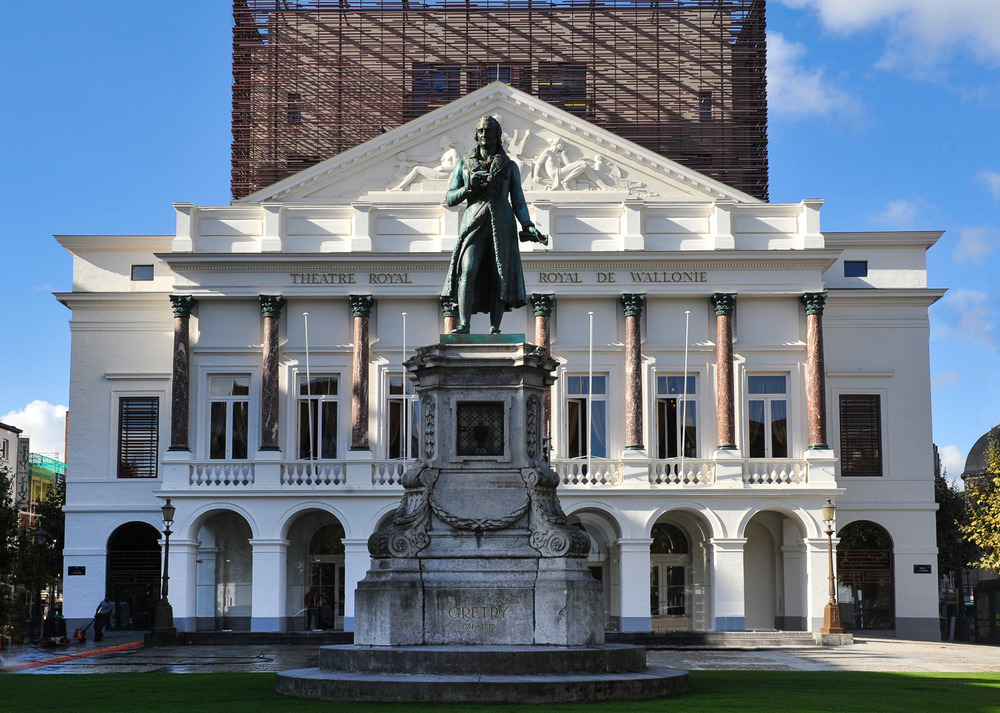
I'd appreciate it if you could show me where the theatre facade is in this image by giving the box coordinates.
[57,85,943,640]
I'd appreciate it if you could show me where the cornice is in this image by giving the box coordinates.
[823,231,944,250]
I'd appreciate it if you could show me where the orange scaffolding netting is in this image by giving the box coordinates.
[232,0,767,200]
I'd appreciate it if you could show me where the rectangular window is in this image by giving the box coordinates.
[297,375,338,460]
[408,64,462,119]
[287,92,302,124]
[468,64,532,92]
[538,64,588,115]
[118,396,159,478]
[209,376,250,460]
[130,265,154,281]
[386,373,418,459]
[0,438,8,461]
[656,375,697,459]
[698,91,712,120]
[566,375,607,459]
[747,375,788,458]
[839,394,882,477]
[844,260,868,277]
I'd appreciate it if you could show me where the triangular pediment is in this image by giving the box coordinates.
[238,84,759,206]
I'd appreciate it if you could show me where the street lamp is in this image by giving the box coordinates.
[31,529,50,642]
[151,498,177,642]
[820,499,844,635]
[953,528,970,642]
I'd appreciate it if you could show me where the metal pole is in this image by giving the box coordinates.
[587,311,594,477]
[680,310,691,479]
[402,312,408,461]
[304,312,315,468]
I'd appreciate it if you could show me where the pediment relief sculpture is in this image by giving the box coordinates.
[386,125,654,197]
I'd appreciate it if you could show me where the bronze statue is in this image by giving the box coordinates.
[441,116,547,334]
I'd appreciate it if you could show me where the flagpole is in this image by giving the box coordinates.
[588,311,594,478]
[402,312,408,462]
[680,310,691,480]
[304,312,315,473]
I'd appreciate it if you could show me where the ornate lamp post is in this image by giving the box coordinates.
[31,529,50,642]
[820,499,844,634]
[152,498,177,642]
[953,528,970,642]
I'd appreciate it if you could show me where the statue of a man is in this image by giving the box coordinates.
[441,116,547,334]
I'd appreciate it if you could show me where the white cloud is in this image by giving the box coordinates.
[777,0,1000,74]
[935,288,996,349]
[766,32,859,120]
[870,198,923,228]
[1,401,67,461]
[953,226,998,265]
[932,371,961,388]
[937,444,967,482]
[977,170,1000,200]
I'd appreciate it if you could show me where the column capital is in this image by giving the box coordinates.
[349,294,375,318]
[169,295,196,318]
[620,292,646,317]
[439,296,458,318]
[530,293,555,317]
[711,292,737,316]
[259,294,285,318]
[801,291,828,316]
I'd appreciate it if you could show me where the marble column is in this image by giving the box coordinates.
[711,293,737,450]
[440,296,458,336]
[259,295,285,451]
[350,295,375,451]
[530,293,555,433]
[168,295,196,451]
[621,293,646,450]
[801,292,830,449]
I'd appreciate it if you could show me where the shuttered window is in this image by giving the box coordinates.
[118,397,159,478]
[839,394,882,477]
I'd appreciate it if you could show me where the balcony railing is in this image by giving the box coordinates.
[173,455,820,491]
[554,459,623,486]
[648,459,716,486]
[281,461,347,486]
[189,462,255,487]
[743,459,808,485]
[371,460,409,486]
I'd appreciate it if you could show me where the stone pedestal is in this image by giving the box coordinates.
[280,336,687,702]
[355,336,601,647]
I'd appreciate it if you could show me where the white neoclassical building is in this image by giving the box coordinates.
[57,85,943,639]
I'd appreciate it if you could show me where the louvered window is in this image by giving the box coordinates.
[839,394,882,477]
[118,397,159,478]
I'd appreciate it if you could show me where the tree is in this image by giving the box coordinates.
[0,465,30,640]
[961,436,1000,572]
[936,468,974,577]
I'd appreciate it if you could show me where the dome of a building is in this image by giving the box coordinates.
[962,424,1000,479]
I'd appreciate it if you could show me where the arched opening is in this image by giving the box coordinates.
[106,522,161,630]
[195,511,253,631]
[649,512,711,632]
[743,511,806,631]
[837,520,894,631]
[285,511,346,631]
[567,510,618,630]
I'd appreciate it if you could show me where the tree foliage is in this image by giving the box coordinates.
[961,436,1000,572]
[935,468,973,576]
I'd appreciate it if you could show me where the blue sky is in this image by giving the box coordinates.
[2,1,998,481]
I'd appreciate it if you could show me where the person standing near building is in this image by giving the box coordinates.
[93,595,113,643]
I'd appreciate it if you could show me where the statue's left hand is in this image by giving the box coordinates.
[520,226,549,246]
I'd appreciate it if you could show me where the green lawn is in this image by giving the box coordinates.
[1,671,998,713]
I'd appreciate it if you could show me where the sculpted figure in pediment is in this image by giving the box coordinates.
[389,136,460,191]
[530,136,618,191]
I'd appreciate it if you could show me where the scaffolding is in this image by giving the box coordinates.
[232,0,768,200]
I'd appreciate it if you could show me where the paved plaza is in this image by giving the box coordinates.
[3,633,999,675]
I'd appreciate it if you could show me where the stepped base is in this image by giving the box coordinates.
[277,644,689,702]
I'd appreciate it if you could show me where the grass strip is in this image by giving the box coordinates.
[0,671,998,713]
